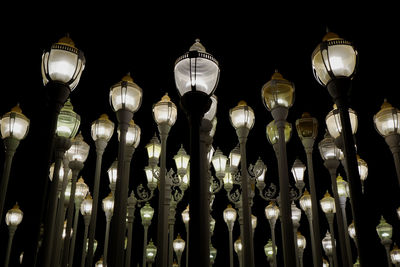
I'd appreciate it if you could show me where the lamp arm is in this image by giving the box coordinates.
[257,182,278,201]
[226,188,241,204]
[136,184,155,203]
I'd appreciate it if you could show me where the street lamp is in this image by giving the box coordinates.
[325,104,358,141]
[265,201,279,267]
[224,204,237,267]
[390,244,400,267]
[109,72,142,265]
[212,147,228,179]
[374,99,400,188]
[80,193,92,267]
[102,192,114,265]
[140,202,154,267]
[322,231,336,267]
[291,158,306,190]
[146,239,157,267]
[229,100,255,267]
[234,237,243,267]
[173,234,186,267]
[291,201,301,266]
[320,191,339,267]
[0,105,30,223]
[264,239,277,267]
[376,216,393,267]
[210,242,217,266]
[297,231,306,267]
[107,159,118,195]
[262,70,296,266]
[4,203,23,267]
[357,154,368,193]
[181,205,190,267]
[175,38,219,267]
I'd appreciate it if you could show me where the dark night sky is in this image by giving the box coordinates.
[0,4,399,266]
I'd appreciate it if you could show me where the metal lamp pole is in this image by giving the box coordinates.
[125,192,137,267]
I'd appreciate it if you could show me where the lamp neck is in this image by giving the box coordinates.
[326,78,352,109]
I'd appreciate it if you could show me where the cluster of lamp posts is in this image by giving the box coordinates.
[1,31,400,267]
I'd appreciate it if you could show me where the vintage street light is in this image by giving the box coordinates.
[234,237,243,267]
[174,38,219,267]
[173,234,186,267]
[320,191,339,267]
[102,192,114,265]
[107,159,118,195]
[80,193,93,267]
[181,205,190,267]
[210,242,217,266]
[291,201,302,266]
[390,244,400,266]
[109,72,142,265]
[357,155,368,193]
[322,231,336,267]
[224,204,237,267]
[297,231,306,267]
[146,239,157,267]
[125,191,137,267]
[376,216,393,267]
[265,201,279,267]
[140,202,155,267]
[264,239,278,267]
[4,203,23,267]
[212,148,228,179]
[262,70,296,266]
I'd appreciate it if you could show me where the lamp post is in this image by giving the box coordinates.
[264,239,277,267]
[125,191,137,267]
[234,237,243,267]
[376,216,393,267]
[224,204,237,267]
[312,31,370,265]
[390,244,400,267]
[87,113,114,266]
[265,201,279,267]
[141,202,155,267]
[261,70,296,266]
[295,112,323,267]
[291,201,301,267]
[80,193,93,267]
[181,205,190,267]
[319,131,351,266]
[173,234,186,267]
[320,191,339,267]
[108,159,118,196]
[296,231,306,267]
[109,73,142,266]
[62,133,90,267]
[210,242,217,266]
[152,93,177,267]
[174,39,219,267]
[0,105,29,222]
[322,231,336,267]
[4,203,23,267]
[102,192,114,265]
[146,239,158,267]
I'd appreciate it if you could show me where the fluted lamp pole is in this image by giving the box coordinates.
[224,204,237,267]
[141,202,155,267]
[376,216,393,267]
[80,193,93,267]
[262,70,296,266]
[109,73,142,266]
[4,203,23,267]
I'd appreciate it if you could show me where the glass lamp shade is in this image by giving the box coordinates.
[300,189,312,212]
[348,221,356,239]
[234,237,242,254]
[174,39,220,97]
[266,120,292,145]
[80,194,93,216]
[223,204,237,225]
[374,99,400,137]
[41,35,85,90]
[173,234,186,255]
[312,32,358,86]
[85,239,98,253]
[264,239,277,259]
[320,191,336,214]
[140,202,154,224]
[376,216,393,241]
[211,148,227,174]
[146,240,157,262]
[65,132,90,162]
[223,170,233,187]
[145,165,159,187]
[107,159,118,185]
[291,158,306,183]
[152,93,178,126]
[229,101,255,130]
[318,131,341,160]
[325,105,358,139]
[265,201,280,221]
[5,203,23,226]
[229,144,241,169]
[109,73,142,113]
[390,244,400,264]
[102,192,114,214]
[322,231,335,254]
[210,244,217,264]
[261,71,295,110]
[207,146,215,165]
[357,155,368,182]
[118,120,141,148]
[336,175,349,198]
[291,202,302,224]
[146,135,161,160]
[203,94,218,121]
[1,104,30,140]
[296,112,318,140]
[91,114,114,142]
[181,205,190,224]
[56,99,80,138]
[181,173,190,188]
[254,158,267,183]
[174,145,190,172]
[75,177,89,203]
[297,232,307,250]
[251,214,257,230]
[94,257,104,267]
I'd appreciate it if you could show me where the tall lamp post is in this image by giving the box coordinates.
[312,31,370,265]
[229,100,255,267]
[141,202,155,267]
[296,231,306,267]
[0,105,30,223]
[264,239,277,267]
[146,240,158,267]
[125,191,137,267]
[80,193,93,267]
[4,203,23,267]
[223,204,237,267]
[173,234,186,267]
[261,70,297,266]
[234,237,243,267]
[102,192,114,265]
[265,201,279,267]
[376,216,393,267]
[181,205,190,267]
[374,99,400,188]
[87,113,114,267]
[174,39,219,267]
[322,231,336,267]
[295,112,323,267]
[320,191,339,267]
[109,73,142,266]
[152,93,177,267]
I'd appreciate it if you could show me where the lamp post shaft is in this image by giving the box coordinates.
[327,214,339,267]
[269,221,277,267]
[68,202,81,267]
[384,243,392,267]
[385,134,400,188]
[87,139,107,267]
[143,225,149,267]
[168,201,177,267]
[303,142,323,267]
[272,107,297,267]
[125,194,136,267]
[185,223,189,267]
[293,223,300,267]
[104,217,112,265]
[229,230,234,267]
[340,198,353,265]
[4,227,16,267]
[81,216,91,267]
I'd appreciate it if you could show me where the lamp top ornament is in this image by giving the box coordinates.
[261,70,295,111]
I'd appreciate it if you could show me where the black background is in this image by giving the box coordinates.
[0,4,399,266]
